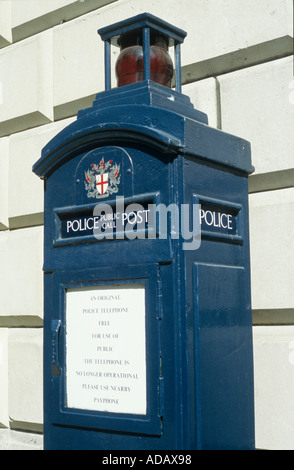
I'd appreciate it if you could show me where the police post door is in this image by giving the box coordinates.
[33,13,255,450]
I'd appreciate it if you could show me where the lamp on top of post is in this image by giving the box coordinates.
[98,13,187,93]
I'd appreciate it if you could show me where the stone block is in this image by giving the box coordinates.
[183,78,218,128]
[53,11,102,119]
[0,1,12,48]
[0,138,9,230]
[0,227,43,321]
[249,189,294,310]
[0,428,43,450]
[253,326,294,450]
[0,329,9,428]
[0,30,53,137]
[8,329,43,428]
[218,57,294,175]
[11,0,118,43]
[9,117,76,229]
[178,0,293,66]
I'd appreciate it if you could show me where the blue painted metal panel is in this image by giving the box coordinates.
[193,264,255,450]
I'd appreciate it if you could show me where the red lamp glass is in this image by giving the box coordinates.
[115,31,174,88]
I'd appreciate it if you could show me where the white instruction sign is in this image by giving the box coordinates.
[66,284,146,415]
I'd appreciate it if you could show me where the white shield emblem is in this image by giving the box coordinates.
[96,173,109,196]
[85,158,120,199]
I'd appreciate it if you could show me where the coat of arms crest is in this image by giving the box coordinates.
[85,158,121,199]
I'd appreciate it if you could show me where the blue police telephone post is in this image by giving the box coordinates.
[33,13,255,450]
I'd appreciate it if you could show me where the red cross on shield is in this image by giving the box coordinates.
[96,173,109,195]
